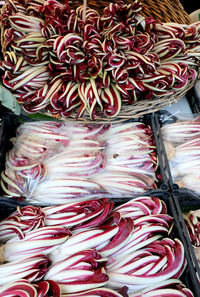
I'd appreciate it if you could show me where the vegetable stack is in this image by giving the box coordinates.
[0,0,200,118]
[1,120,159,203]
[161,116,200,194]
[0,196,195,296]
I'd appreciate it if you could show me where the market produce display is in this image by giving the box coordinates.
[0,196,194,296]
[0,0,200,118]
[184,209,200,265]
[0,120,158,203]
[161,116,200,194]
[0,0,199,295]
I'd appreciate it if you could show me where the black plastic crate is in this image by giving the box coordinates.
[171,190,200,289]
[0,111,170,203]
[174,188,200,210]
[186,85,200,114]
[0,192,199,296]
[0,198,19,220]
[154,110,200,194]
[151,112,174,188]
[159,192,200,297]
[0,112,20,174]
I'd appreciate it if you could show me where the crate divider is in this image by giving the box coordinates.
[153,112,179,190]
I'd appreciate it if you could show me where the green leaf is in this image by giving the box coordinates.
[0,85,21,115]
[25,113,59,121]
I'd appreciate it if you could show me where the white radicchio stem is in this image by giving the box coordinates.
[43,198,114,230]
[49,216,134,262]
[3,226,71,261]
[107,238,185,293]
[113,196,167,220]
[0,205,45,242]
[45,249,109,293]
[0,279,61,297]
[0,254,50,285]
[129,279,194,297]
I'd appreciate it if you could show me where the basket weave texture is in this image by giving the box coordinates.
[68,0,192,24]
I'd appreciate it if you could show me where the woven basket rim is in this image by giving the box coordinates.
[40,77,197,124]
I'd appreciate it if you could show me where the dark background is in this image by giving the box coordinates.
[180,1,199,13]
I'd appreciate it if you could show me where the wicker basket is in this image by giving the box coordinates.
[64,0,194,122]
[1,0,197,122]
[68,0,192,24]
[45,0,196,122]
[58,81,195,123]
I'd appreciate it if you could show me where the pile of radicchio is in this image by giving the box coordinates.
[0,0,200,118]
